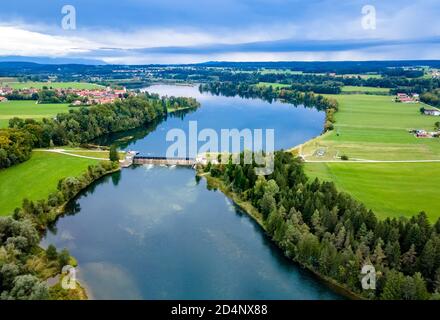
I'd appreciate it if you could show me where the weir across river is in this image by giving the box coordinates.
[133,156,196,166]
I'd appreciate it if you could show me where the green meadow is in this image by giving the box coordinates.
[0,151,99,216]
[338,74,382,79]
[300,94,440,161]
[301,93,440,221]
[0,81,103,90]
[305,162,440,221]
[0,100,71,128]
[341,85,390,94]
[257,82,291,89]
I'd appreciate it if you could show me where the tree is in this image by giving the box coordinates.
[381,270,405,300]
[434,268,440,293]
[2,275,49,300]
[259,192,276,219]
[58,248,71,269]
[385,241,401,269]
[401,244,417,275]
[419,239,437,279]
[46,244,58,260]
[109,145,119,162]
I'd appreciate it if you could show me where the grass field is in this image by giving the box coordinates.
[0,81,103,90]
[257,82,291,89]
[299,93,440,221]
[0,100,71,128]
[0,152,99,216]
[299,94,440,161]
[341,86,390,94]
[305,162,440,221]
[259,69,304,75]
[338,74,382,79]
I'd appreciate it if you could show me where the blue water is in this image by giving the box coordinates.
[42,85,341,300]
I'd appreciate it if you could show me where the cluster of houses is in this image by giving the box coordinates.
[0,86,128,105]
[396,93,419,103]
[69,87,128,105]
[0,87,38,96]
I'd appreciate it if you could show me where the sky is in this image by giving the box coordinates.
[0,0,439,64]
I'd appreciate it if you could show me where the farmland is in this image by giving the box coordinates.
[0,81,103,90]
[305,162,440,221]
[0,151,99,216]
[0,100,70,128]
[341,85,390,94]
[300,93,440,221]
[257,82,291,89]
[299,94,440,161]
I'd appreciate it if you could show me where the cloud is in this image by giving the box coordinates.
[0,0,439,63]
[0,25,98,57]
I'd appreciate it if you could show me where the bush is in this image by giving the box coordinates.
[341,155,349,161]
[58,249,71,269]
[46,244,58,260]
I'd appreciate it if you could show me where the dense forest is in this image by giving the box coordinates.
[200,82,338,131]
[0,94,199,169]
[204,152,440,300]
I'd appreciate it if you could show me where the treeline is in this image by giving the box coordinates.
[0,94,198,169]
[200,82,338,131]
[205,152,440,300]
[0,129,33,169]
[420,89,440,107]
[152,66,439,94]
[0,161,117,300]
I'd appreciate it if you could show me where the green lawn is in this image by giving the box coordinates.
[341,86,390,94]
[0,100,71,128]
[305,162,440,222]
[0,81,103,90]
[0,151,99,216]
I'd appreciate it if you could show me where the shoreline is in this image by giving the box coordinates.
[39,165,121,300]
[199,170,364,300]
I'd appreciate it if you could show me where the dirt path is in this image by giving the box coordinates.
[35,149,109,161]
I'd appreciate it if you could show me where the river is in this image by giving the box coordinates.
[42,84,342,300]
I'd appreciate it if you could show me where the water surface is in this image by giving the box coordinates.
[43,85,340,299]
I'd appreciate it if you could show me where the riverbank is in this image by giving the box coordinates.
[25,162,121,300]
[199,170,364,300]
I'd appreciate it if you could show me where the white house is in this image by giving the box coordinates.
[424,109,440,116]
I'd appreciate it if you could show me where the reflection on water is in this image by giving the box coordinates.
[42,85,341,300]
[43,167,341,300]
[96,84,325,156]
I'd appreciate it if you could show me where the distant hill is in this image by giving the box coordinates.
[0,56,106,65]
[197,60,440,73]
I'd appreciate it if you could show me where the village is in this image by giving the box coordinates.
[0,85,129,105]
